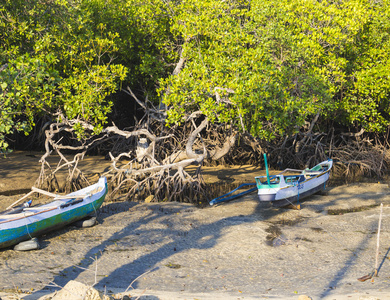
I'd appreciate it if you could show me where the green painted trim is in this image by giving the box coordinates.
[263,153,271,186]
[0,193,105,249]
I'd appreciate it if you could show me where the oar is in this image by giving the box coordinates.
[31,187,87,199]
[23,205,60,211]
[0,211,36,219]
[6,187,87,210]
[263,153,271,186]
[6,191,35,210]
[279,168,304,174]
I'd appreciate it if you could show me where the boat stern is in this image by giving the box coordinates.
[255,175,286,202]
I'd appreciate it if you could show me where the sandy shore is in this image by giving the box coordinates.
[0,152,390,299]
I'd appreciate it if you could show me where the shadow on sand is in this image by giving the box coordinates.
[13,187,389,299]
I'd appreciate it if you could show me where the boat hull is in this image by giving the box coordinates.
[256,160,332,207]
[258,176,327,207]
[0,177,107,250]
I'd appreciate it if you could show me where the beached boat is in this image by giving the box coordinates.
[0,177,107,250]
[255,159,333,207]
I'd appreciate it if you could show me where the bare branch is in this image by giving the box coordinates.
[172,46,186,76]
[0,63,8,72]
[122,86,167,121]
[342,128,365,137]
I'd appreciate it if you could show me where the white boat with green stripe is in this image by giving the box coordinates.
[255,159,333,207]
[0,177,107,250]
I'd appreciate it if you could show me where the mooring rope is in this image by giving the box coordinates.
[23,212,33,240]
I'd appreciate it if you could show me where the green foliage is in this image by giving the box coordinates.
[341,0,390,131]
[0,0,127,147]
[161,0,390,139]
[1,0,390,149]
[0,49,60,150]
[79,0,177,99]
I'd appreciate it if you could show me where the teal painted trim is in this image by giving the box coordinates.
[255,176,280,189]
[263,153,271,186]
[257,184,280,189]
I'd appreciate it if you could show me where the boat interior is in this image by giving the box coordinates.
[255,162,330,188]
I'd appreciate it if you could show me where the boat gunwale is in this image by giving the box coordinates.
[0,207,58,224]
[256,161,332,191]
[278,168,331,190]
[0,180,106,225]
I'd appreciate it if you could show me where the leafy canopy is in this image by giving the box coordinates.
[0,0,127,148]
[1,0,390,150]
[161,0,390,139]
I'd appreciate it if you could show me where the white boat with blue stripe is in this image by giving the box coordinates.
[255,159,333,207]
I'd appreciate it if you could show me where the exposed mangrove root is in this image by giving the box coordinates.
[36,90,390,202]
[225,123,390,182]
[36,103,238,203]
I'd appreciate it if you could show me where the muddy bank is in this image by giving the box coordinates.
[0,152,390,300]
[0,151,262,195]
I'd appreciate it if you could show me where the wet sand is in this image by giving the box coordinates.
[0,152,390,300]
